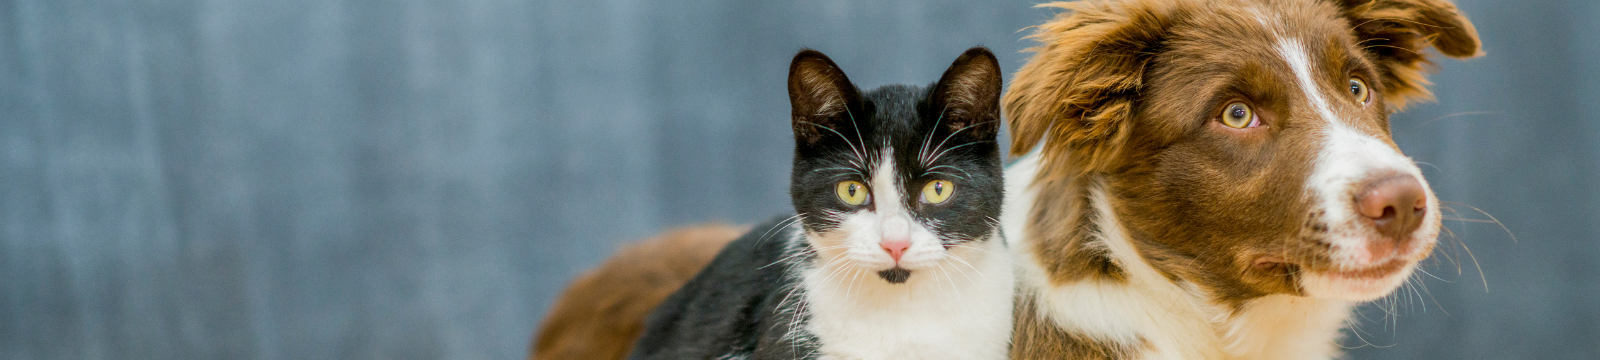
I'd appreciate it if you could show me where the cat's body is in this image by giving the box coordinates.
[625,216,815,359]
[628,48,1012,360]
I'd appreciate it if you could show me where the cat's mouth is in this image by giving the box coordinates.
[877,267,911,284]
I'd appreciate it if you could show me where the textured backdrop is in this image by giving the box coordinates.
[2,0,1596,359]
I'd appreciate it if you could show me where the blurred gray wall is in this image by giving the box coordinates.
[0,0,1594,359]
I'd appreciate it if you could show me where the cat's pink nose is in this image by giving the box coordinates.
[881,239,910,262]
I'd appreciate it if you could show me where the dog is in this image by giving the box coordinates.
[530,224,745,360]
[1000,0,1480,358]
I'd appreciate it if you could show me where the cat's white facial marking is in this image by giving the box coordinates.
[808,149,950,280]
[796,149,1014,360]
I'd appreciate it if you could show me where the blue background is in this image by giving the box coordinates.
[2,0,1595,358]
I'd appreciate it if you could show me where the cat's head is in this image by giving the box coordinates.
[787,48,1004,284]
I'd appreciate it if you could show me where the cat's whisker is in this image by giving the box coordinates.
[772,281,808,339]
[930,262,951,293]
[844,263,865,303]
[944,251,987,279]
[798,120,868,166]
[936,265,968,300]
[922,171,969,181]
[923,120,994,166]
[920,104,953,164]
[923,165,974,180]
[763,244,851,269]
[950,242,1007,261]
[755,213,806,247]
[814,252,856,279]
[926,140,994,165]
[941,257,981,288]
[813,166,868,179]
[844,109,870,169]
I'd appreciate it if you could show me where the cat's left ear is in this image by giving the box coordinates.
[931,47,1003,140]
[789,49,863,146]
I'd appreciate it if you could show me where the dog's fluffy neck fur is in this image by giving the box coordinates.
[796,230,1015,360]
[1003,154,1352,360]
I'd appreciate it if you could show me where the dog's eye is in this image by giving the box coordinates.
[1349,77,1370,104]
[1220,102,1257,128]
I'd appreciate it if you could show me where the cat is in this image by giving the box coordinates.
[626,47,1012,360]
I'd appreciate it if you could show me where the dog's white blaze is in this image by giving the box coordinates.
[799,148,1014,360]
[1004,154,1352,360]
[1277,39,1341,127]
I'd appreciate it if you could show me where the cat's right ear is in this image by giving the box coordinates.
[788,50,861,146]
[931,47,1003,141]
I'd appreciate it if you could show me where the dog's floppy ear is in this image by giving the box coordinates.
[789,49,863,146]
[1337,0,1482,110]
[1005,1,1177,177]
[931,47,1004,140]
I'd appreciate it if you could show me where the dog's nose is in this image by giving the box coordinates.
[1355,175,1426,241]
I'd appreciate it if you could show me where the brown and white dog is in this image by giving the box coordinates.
[1000,0,1479,358]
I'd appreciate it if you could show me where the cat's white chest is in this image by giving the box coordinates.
[797,239,1013,360]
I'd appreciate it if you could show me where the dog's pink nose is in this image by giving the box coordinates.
[1355,175,1426,245]
[881,239,910,262]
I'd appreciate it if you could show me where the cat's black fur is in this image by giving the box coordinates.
[628,47,1004,360]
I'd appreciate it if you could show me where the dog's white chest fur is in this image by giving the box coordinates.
[1002,154,1353,360]
[797,237,1014,360]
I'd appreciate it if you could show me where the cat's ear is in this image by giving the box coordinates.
[931,47,1002,140]
[789,49,862,146]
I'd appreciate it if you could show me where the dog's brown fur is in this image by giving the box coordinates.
[1011,295,1145,360]
[530,224,745,360]
[1005,0,1479,358]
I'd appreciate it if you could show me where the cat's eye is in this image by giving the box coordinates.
[836,181,870,206]
[1219,102,1257,129]
[921,180,955,204]
[1348,77,1370,104]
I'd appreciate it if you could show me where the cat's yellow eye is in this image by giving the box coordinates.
[1348,77,1370,104]
[1220,102,1255,129]
[836,181,870,206]
[921,180,955,204]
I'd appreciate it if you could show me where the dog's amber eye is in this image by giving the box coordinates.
[1220,102,1256,128]
[921,180,955,204]
[836,181,870,206]
[1349,77,1370,104]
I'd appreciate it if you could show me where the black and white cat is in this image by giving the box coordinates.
[627,48,1012,360]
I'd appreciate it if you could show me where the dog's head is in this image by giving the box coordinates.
[1008,0,1479,302]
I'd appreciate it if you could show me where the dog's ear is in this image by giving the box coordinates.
[1337,0,1482,110]
[789,49,863,146]
[1006,1,1177,177]
[931,47,1003,141]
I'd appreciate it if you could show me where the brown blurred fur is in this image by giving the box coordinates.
[530,224,746,360]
